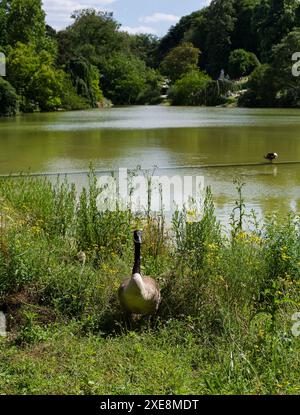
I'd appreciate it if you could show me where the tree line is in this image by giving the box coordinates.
[0,1,163,116]
[1,0,300,116]
[159,0,300,108]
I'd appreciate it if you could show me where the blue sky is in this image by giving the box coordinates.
[43,0,211,36]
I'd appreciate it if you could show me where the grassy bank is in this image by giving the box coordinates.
[0,172,299,394]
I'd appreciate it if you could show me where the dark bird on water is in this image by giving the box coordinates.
[118,230,161,315]
[264,152,278,162]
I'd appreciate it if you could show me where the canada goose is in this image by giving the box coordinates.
[118,230,161,315]
[264,152,278,162]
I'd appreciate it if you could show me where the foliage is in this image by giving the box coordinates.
[67,57,103,107]
[231,0,261,54]
[0,1,8,47]
[253,0,300,62]
[228,48,260,79]
[238,64,276,107]
[168,70,211,105]
[157,11,203,62]
[129,34,160,68]
[100,53,160,105]
[4,0,46,47]
[60,77,91,111]
[7,43,65,111]
[239,28,300,108]
[58,9,123,67]
[136,68,163,105]
[271,29,300,107]
[157,0,300,108]
[0,77,19,116]
[204,0,237,78]
[159,42,200,82]
[169,70,233,106]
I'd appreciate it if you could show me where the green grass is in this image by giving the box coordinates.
[0,171,299,395]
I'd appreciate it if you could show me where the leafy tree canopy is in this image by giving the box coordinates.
[160,42,200,82]
[228,49,260,79]
[100,52,161,105]
[7,42,64,111]
[271,29,300,107]
[57,9,125,67]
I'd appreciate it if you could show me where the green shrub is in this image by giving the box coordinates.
[168,70,235,106]
[228,49,259,79]
[238,64,276,107]
[0,77,19,116]
[159,42,200,82]
[101,53,149,105]
[168,70,212,106]
[60,76,90,110]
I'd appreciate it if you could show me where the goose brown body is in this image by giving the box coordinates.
[118,274,161,314]
[118,231,161,315]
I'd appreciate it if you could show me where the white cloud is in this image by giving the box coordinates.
[139,13,180,24]
[43,0,115,30]
[121,25,157,35]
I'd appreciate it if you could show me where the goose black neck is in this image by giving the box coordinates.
[132,242,141,275]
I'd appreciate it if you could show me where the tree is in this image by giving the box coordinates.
[253,0,299,62]
[157,11,203,60]
[182,9,210,71]
[100,52,162,105]
[238,64,276,107]
[67,57,103,107]
[232,0,260,54]
[0,1,8,47]
[101,53,148,105]
[228,49,259,79]
[7,43,64,111]
[29,65,65,111]
[6,0,46,47]
[129,34,160,68]
[271,29,300,107]
[57,9,125,68]
[168,70,212,105]
[160,42,200,82]
[205,0,236,77]
[0,77,19,116]
[136,68,163,105]
[239,28,300,108]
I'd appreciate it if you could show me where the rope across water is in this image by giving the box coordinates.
[0,160,299,178]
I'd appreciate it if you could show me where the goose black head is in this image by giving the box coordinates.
[133,230,142,244]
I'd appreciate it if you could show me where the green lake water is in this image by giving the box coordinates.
[0,106,299,221]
